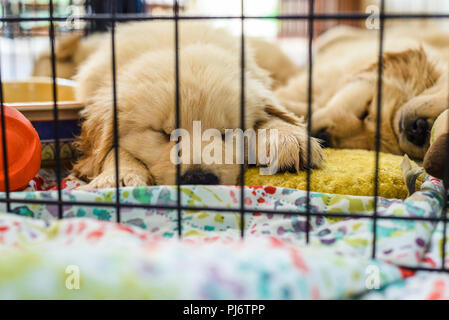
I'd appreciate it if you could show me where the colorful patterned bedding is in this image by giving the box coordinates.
[0,170,448,299]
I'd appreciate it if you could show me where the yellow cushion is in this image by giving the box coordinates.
[245,149,423,199]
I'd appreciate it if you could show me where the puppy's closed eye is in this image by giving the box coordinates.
[360,110,369,121]
[150,128,170,140]
[161,131,170,140]
[359,99,372,121]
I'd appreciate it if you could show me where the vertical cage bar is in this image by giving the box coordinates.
[0,38,10,213]
[372,0,385,259]
[442,67,449,271]
[49,0,63,219]
[174,0,182,238]
[239,0,246,239]
[111,0,121,223]
[305,0,314,244]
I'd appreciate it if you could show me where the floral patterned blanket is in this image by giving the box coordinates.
[0,170,448,299]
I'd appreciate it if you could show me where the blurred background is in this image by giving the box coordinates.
[1,0,449,80]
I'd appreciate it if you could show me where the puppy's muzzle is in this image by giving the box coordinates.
[180,168,220,185]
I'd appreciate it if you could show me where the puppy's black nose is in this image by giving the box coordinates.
[405,118,429,146]
[180,168,219,185]
[313,129,331,148]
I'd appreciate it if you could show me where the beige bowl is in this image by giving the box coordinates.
[3,77,83,121]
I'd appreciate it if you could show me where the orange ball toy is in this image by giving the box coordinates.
[0,105,41,191]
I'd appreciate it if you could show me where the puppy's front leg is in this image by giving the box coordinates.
[80,148,153,189]
[256,118,323,173]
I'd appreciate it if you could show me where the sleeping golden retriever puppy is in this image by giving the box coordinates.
[276,26,449,160]
[72,22,322,188]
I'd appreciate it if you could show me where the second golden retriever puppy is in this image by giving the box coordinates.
[276,26,449,160]
[32,33,104,79]
[72,22,322,188]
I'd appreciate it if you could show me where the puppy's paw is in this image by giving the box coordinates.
[262,126,323,173]
[78,169,152,190]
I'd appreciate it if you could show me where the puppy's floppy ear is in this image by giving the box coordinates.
[366,46,441,91]
[72,95,114,180]
[55,33,82,60]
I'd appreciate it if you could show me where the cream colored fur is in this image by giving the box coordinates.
[33,29,299,90]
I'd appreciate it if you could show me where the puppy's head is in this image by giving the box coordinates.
[81,43,278,185]
[311,47,444,159]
